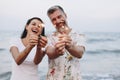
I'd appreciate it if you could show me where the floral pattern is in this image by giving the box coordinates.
[47,31,85,80]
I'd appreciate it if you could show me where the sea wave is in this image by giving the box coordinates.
[82,73,120,80]
[87,38,115,43]
[0,48,5,51]
[1,72,120,80]
[0,31,120,80]
[86,49,120,54]
[0,71,11,80]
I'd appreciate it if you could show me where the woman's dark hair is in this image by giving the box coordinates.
[21,17,45,39]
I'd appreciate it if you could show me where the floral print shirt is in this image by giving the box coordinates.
[47,30,85,80]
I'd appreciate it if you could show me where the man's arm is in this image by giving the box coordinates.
[66,45,85,58]
[46,41,65,59]
[64,34,85,58]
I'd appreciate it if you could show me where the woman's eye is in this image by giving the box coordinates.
[32,23,36,26]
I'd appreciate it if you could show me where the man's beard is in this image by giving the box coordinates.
[55,21,68,33]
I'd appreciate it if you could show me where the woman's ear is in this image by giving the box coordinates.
[25,25,28,30]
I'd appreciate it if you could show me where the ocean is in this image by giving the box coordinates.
[0,30,120,80]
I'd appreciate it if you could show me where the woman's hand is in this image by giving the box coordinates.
[29,34,39,47]
[37,35,48,48]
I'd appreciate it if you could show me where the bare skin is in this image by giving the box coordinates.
[46,9,85,59]
[10,19,47,65]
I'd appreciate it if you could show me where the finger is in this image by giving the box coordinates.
[57,40,66,44]
[59,36,71,42]
[57,46,65,51]
[30,38,38,43]
[55,42,65,49]
[58,37,66,41]
[30,34,38,39]
[30,42,38,46]
[58,35,66,38]
[39,43,46,47]
[30,39,38,43]
[65,40,72,44]
[39,38,47,43]
[40,36,48,43]
[39,39,47,47]
[58,49,65,55]
[65,42,71,46]
[64,38,72,43]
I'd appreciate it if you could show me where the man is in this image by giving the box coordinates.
[46,5,85,80]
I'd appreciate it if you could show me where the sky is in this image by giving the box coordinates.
[0,0,120,32]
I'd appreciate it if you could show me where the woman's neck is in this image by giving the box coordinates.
[21,35,29,47]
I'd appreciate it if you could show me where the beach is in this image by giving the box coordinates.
[0,30,120,80]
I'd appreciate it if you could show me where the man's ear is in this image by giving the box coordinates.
[64,13,67,18]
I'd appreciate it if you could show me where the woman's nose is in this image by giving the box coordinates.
[36,25,41,28]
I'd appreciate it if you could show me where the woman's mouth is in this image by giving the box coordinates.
[31,28,39,34]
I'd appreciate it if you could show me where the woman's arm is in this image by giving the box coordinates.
[10,45,33,65]
[34,47,45,65]
[34,36,47,64]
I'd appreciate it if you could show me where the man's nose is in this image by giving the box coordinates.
[56,19,61,23]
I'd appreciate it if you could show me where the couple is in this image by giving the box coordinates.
[9,5,85,80]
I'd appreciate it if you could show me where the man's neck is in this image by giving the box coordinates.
[56,27,72,35]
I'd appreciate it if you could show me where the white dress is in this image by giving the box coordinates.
[47,31,86,80]
[9,38,40,80]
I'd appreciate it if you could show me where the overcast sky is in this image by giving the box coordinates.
[0,0,120,32]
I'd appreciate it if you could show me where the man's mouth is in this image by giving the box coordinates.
[55,21,65,27]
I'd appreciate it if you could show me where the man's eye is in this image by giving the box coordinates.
[52,19,56,22]
[58,15,62,19]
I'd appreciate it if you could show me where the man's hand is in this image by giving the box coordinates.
[29,34,39,47]
[54,40,65,55]
[58,34,73,49]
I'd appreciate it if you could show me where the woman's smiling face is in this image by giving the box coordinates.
[26,19,44,36]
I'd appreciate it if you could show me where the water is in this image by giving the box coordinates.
[0,30,120,80]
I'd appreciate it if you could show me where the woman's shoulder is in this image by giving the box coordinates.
[9,37,21,47]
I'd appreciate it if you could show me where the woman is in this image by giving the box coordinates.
[9,17,47,80]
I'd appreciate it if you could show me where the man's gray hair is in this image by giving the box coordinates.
[47,5,65,16]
